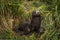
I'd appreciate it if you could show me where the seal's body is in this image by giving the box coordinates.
[30,10,42,33]
[13,10,45,37]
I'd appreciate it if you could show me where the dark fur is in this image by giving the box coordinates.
[13,10,45,37]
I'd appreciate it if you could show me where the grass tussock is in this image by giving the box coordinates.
[0,0,60,40]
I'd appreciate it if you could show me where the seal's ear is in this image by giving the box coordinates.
[41,15,44,20]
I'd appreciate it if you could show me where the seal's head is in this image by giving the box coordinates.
[32,10,40,17]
